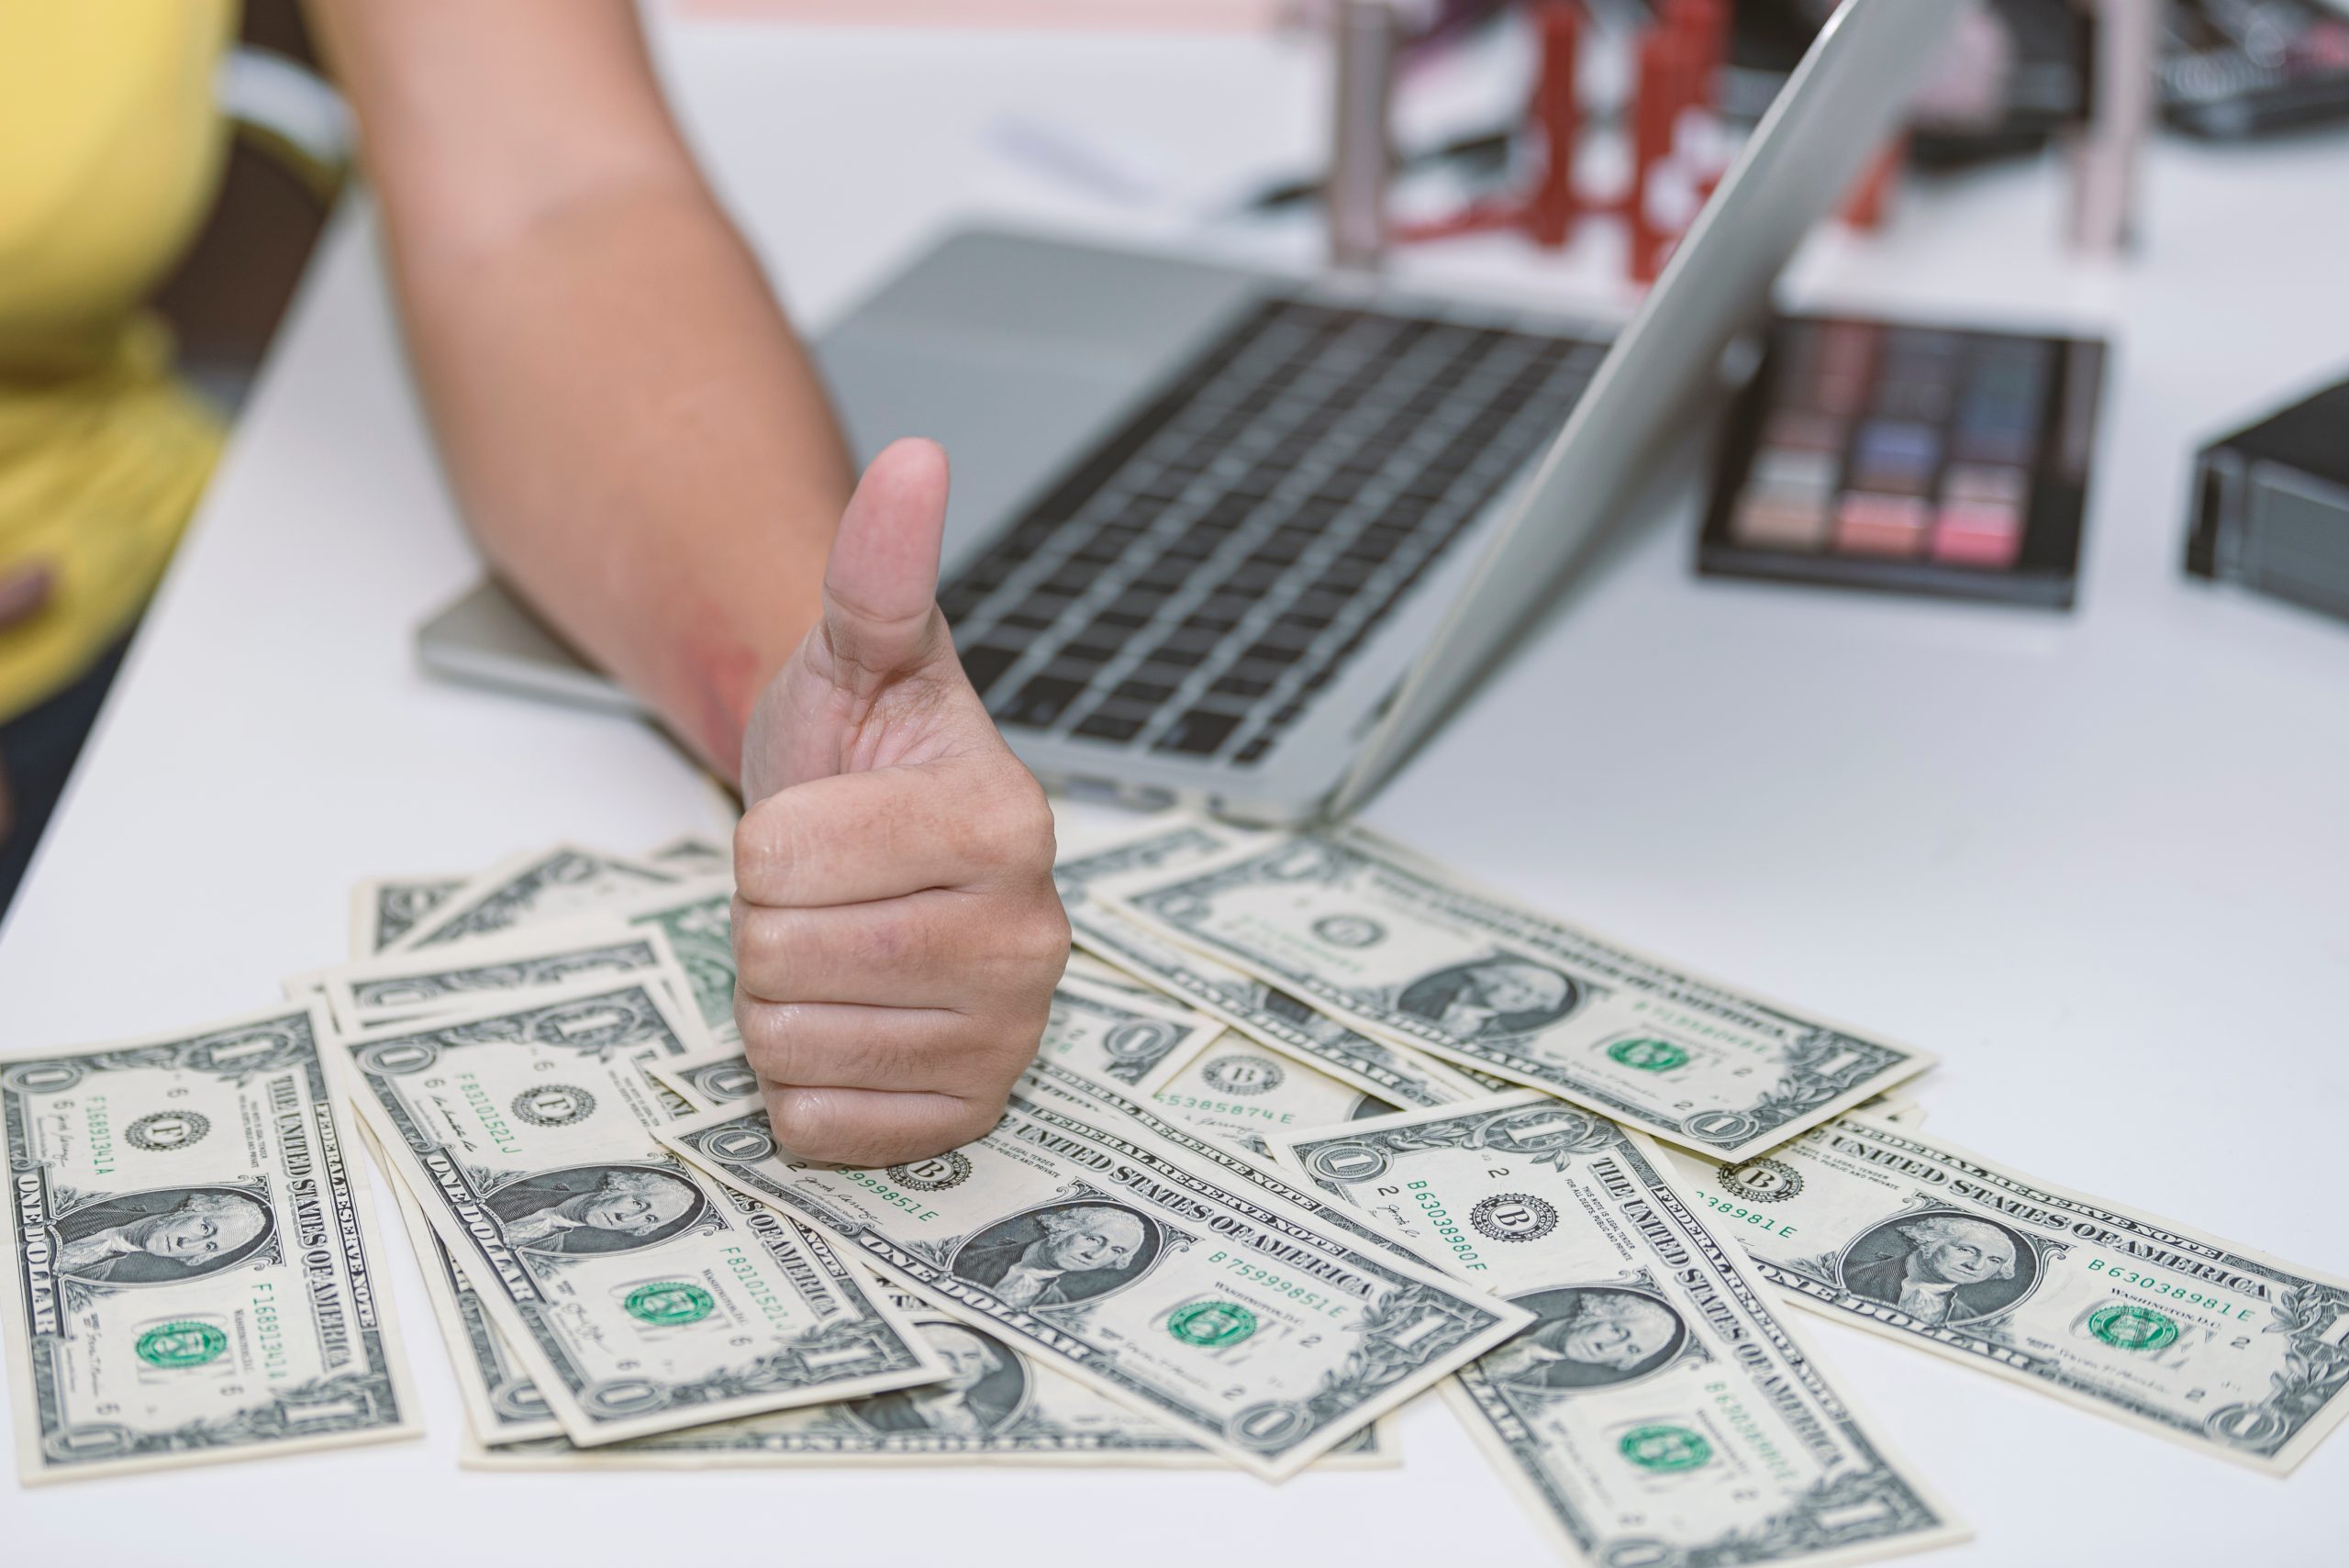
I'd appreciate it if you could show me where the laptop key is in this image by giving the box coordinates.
[997,674,1090,728]
[1072,708,1148,742]
[956,644,1025,698]
[1154,709,1241,756]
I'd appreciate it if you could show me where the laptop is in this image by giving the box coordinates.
[418,0,1956,824]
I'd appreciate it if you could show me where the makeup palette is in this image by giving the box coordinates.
[1698,314,2107,607]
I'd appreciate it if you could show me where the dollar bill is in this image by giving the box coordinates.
[373,1139,563,1444]
[1274,1095,1967,1566]
[608,875,738,1043]
[1063,947,1163,996]
[1659,1118,2349,1473]
[659,1058,1533,1479]
[461,1281,1395,1471]
[1101,826,1932,1161]
[317,919,680,1034]
[1039,972,1223,1092]
[1853,1094,1924,1129]
[640,971,1220,1116]
[389,845,675,952]
[1148,1030,1400,1159]
[648,1050,763,1114]
[1,1004,420,1483]
[641,834,730,876]
[337,979,946,1445]
[1058,822,1488,1108]
[351,873,468,957]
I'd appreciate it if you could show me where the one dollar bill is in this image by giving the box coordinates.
[1,1005,420,1483]
[1059,821,1489,1108]
[464,1281,1394,1471]
[1148,1030,1400,1160]
[1275,1095,1966,1567]
[1102,825,1931,1161]
[390,844,674,952]
[659,1058,1534,1479]
[1661,1118,2349,1473]
[337,980,946,1446]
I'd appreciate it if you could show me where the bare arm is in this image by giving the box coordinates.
[308,0,1065,1165]
[309,0,853,779]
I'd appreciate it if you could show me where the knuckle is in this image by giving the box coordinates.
[730,906,793,996]
[763,1085,840,1156]
[969,766,1055,872]
[736,1001,809,1083]
[1016,900,1073,965]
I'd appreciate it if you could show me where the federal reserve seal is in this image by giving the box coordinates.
[1200,1054,1285,1096]
[511,1084,597,1127]
[125,1110,210,1151]
[887,1152,974,1193]
[1716,1157,1802,1203]
[1470,1193,1559,1242]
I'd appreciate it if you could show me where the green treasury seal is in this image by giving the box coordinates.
[136,1320,228,1368]
[1168,1299,1258,1347]
[1619,1424,1712,1472]
[2087,1302,2179,1351]
[625,1281,716,1326]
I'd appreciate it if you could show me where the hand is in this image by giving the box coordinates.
[732,439,1068,1165]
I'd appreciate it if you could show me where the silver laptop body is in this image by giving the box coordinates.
[418,0,1955,824]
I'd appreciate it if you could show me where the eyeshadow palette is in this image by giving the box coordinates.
[1698,314,2107,607]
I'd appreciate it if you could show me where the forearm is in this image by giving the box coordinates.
[312,0,853,780]
[393,178,852,776]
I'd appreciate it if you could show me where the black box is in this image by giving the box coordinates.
[2186,374,2349,628]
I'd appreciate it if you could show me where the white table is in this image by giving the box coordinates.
[6,18,2347,1566]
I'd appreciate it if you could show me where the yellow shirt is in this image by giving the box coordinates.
[0,0,238,721]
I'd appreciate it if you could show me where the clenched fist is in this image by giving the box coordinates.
[732,439,1068,1165]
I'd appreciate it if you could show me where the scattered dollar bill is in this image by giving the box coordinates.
[1038,972,1223,1092]
[1148,1030,1400,1159]
[1059,822,1489,1108]
[461,1281,1394,1471]
[608,875,738,1043]
[641,834,731,876]
[1,1004,420,1483]
[351,874,468,957]
[1275,1095,1967,1565]
[1659,1118,2349,1473]
[1853,1094,1925,1129]
[389,845,675,952]
[660,1058,1534,1479]
[1101,825,1932,1161]
[649,1051,763,1114]
[641,972,1221,1115]
[317,919,680,1034]
[1063,947,1168,997]
[337,980,947,1446]
[373,1138,563,1445]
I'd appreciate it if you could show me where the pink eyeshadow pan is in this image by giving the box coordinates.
[1932,503,2023,566]
[1832,493,1930,556]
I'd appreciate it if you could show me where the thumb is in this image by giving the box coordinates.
[818,438,952,695]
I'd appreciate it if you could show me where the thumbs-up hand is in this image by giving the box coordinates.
[732,439,1068,1165]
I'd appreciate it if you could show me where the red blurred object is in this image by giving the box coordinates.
[1395,0,1742,287]
[1524,1,1580,247]
[1630,23,1698,282]
[1840,134,1906,229]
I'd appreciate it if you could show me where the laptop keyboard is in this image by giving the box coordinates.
[938,295,1608,768]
